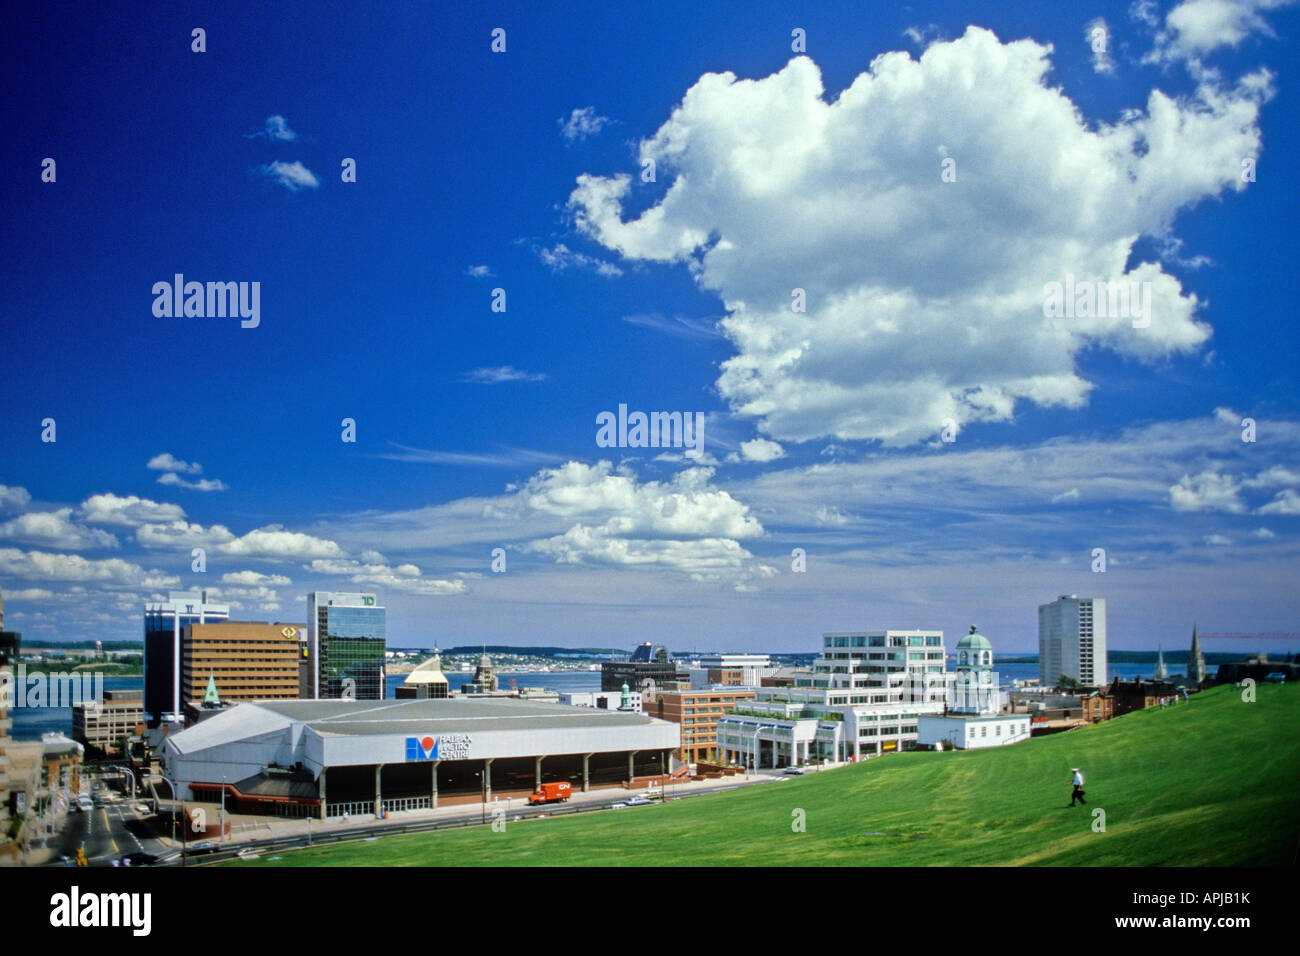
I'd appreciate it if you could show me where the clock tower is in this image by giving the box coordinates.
[953,625,997,714]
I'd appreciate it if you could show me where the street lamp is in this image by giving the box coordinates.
[111,766,136,801]
[160,774,187,867]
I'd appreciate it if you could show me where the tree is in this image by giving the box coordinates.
[1058,674,1081,691]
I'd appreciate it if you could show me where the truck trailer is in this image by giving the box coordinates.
[528,781,572,805]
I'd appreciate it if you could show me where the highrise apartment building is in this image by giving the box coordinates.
[306,592,386,700]
[1038,595,1107,688]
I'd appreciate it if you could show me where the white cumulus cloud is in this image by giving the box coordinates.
[0,510,119,550]
[0,485,33,512]
[739,438,786,463]
[77,493,186,527]
[568,29,1268,446]
[1169,470,1246,513]
[1150,0,1295,64]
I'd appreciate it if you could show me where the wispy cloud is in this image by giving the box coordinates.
[559,107,611,144]
[247,114,299,142]
[147,452,201,474]
[1086,18,1116,74]
[465,265,495,278]
[147,453,227,491]
[259,160,320,192]
[379,442,565,469]
[621,313,724,340]
[903,24,945,47]
[157,473,229,492]
[535,243,622,277]
[461,365,547,384]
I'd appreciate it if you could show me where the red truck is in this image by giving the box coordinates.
[528,781,572,805]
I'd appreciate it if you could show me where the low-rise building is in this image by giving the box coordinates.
[162,696,680,818]
[395,651,450,699]
[1079,688,1114,723]
[652,687,756,762]
[1213,653,1296,686]
[72,688,145,755]
[559,689,643,713]
[687,653,775,688]
[40,733,82,794]
[1109,676,1178,715]
[718,629,953,767]
[760,666,807,687]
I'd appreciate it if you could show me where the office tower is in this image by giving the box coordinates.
[601,643,684,692]
[306,592,386,699]
[1038,595,1107,688]
[144,590,230,719]
[180,621,306,708]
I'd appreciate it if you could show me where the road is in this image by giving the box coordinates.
[38,767,799,867]
[54,802,171,865]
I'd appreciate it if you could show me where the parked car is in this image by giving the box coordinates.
[783,766,807,775]
[609,802,628,809]
[625,796,654,806]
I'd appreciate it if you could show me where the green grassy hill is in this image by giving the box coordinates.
[230,683,1300,867]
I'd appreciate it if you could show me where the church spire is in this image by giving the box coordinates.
[203,669,220,705]
[1189,624,1206,686]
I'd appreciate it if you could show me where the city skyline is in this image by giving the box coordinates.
[3,1,1299,655]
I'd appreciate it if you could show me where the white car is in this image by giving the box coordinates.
[783,766,807,775]
[609,802,628,809]
[625,796,654,806]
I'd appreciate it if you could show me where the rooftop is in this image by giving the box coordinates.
[168,696,667,752]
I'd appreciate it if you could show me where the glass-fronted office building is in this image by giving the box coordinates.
[307,593,386,700]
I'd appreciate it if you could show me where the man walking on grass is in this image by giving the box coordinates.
[1069,767,1086,806]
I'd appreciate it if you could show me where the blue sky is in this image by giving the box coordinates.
[2,0,1298,656]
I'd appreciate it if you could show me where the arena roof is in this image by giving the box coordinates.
[253,697,661,737]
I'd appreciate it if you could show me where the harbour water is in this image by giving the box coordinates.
[4,671,602,741]
[3,662,1190,742]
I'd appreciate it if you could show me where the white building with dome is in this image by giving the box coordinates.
[917,626,1031,751]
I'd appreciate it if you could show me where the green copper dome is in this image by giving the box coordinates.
[956,626,992,651]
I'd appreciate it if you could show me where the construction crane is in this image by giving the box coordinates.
[1195,633,1300,640]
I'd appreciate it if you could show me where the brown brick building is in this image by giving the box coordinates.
[652,688,755,763]
[1080,689,1114,723]
[1109,676,1178,716]
[181,621,305,707]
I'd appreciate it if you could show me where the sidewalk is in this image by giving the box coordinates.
[165,765,813,850]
